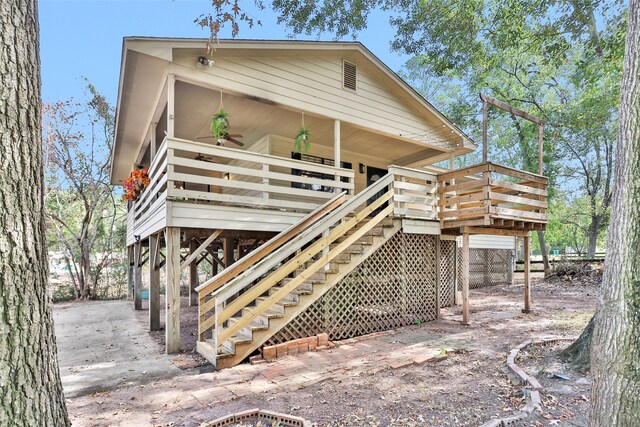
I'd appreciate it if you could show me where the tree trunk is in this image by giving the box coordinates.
[536,230,551,276]
[0,0,70,425]
[589,2,640,424]
[560,315,594,371]
[586,216,600,258]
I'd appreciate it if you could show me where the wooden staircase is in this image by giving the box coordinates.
[215,217,400,368]
[194,173,402,369]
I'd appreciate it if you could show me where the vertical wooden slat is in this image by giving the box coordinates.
[482,100,488,163]
[461,233,470,324]
[523,234,531,313]
[189,239,198,307]
[165,227,181,354]
[149,234,160,331]
[134,241,142,311]
[167,74,175,138]
[538,124,544,175]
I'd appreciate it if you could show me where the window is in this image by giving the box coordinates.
[343,60,357,91]
[291,152,352,192]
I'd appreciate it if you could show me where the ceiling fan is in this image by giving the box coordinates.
[197,132,244,147]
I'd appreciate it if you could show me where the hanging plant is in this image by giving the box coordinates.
[210,108,230,142]
[293,112,311,153]
[210,90,231,143]
[294,127,311,153]
[122,169,149,202]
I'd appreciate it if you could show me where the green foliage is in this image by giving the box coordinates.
[210,108,231,140]
[293,126,311,153]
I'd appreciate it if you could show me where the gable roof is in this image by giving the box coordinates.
[112,37,475,183]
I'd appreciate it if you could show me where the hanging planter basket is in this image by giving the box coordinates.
[122,169,150,202]
[293,112,311,153]
[210,108,230,144]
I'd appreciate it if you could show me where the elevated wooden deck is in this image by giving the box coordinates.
[437,162,548,236]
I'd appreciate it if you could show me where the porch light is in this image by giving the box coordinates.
[197,56,215,68]
[359,163,365,174]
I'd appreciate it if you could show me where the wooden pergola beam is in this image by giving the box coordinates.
[479,93,545,175]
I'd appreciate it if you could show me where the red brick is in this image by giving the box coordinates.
[249,355,263,363]
[287,341,299,355]
[308,336,318,350]
[297,339,309,353]
[262,345,277,361]
[317,333,329,346]
[275,343,288,357]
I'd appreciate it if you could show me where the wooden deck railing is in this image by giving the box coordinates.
[165,137,354,211]
[437,162,548,230]
[389,165,438,220]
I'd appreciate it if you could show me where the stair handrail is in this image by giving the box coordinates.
[212,173,395,303]
[215,194,395,346]
[195,191,347,296]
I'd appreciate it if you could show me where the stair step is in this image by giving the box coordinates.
[227,317,269,332]
[336,234,374,245]
[280,278,314,291]
[329,243,364,254]
[244,306,285,319]
[334,252,352,263]
[291,270,326,283]
[256,295,297,307]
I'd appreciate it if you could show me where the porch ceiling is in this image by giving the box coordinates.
[174,81,442,165]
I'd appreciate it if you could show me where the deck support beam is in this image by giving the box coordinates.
[165,227,181,354]
[133,241,142,310]
[523,234,531,313]
[189,239,199,307]
[224,237,235,268]
[149,233,161,331]
[127,246,134,300]
[435,237,441,319]
[461,233,470,324]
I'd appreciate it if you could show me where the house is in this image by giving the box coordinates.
[111,37,548,368]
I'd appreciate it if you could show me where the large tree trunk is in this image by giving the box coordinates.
[589,2,640,424]
[0,1,70,425]
[560,315,594,371]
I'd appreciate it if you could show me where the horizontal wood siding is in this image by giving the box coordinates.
[168,201,305,232]
[456,235,515,250]
[172,53,443,140]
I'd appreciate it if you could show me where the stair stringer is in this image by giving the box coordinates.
[216,218,402,369]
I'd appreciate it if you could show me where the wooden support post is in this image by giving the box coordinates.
[461,233,470,324]
[523,234,531,313]
[435,237,441,319]
[134,241,142,310]
[149,234,160,331]
[167,74,175,138]
[150,122,157,160]
[538,124,544,175]
[189,239,198,307]
[165,227,181,354]
[127,246,134,300]
[334,119,341,191]
[223,237,235,268]
[482,99,488,163]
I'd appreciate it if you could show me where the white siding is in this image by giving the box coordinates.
[457,235,516,250]
[172,53,443,141]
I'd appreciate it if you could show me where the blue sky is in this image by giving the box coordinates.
[39,1,410,105]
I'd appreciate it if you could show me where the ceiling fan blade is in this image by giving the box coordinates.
[226,137,245,147]
[227,133,243,138]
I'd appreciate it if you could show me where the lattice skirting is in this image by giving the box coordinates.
[439,240,457,308]
[456,248,514,289]
[267,232,456,345]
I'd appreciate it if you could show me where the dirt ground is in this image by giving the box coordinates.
[63,276,597,427]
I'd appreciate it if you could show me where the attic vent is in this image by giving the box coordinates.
[343,61,357,91]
